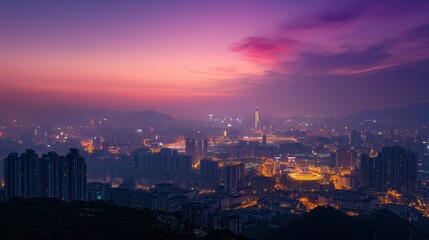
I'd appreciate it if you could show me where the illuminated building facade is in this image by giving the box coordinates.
[254,107,259,129]
[287,167,323,192]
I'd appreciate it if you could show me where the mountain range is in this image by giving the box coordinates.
[1,102,429,127]
[346,102,429,125]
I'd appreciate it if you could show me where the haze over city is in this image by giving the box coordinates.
[1,0,429,118]
[2,1,429,240]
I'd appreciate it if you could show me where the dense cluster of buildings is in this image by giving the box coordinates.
[361,146,417,194]
[1,107,429,236]
[4,148,87,202]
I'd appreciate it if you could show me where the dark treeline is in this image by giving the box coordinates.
[265,207,429,240]
[1,198,429,240]
[0,198,243,240]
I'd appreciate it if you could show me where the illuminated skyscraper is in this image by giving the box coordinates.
[254,107,260,129]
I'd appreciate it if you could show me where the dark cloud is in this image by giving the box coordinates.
[283,0,429,31]
[227,0,429,117]
[404,24,429,39]
[284,2,368,30]
[287,43,391,75]
[246,60,429,117]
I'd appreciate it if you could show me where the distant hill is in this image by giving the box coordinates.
[2,198,429,240]
[0,198,245,240]
[345,102,429,125]
[0,198,189,240]
[129,110,177,125]
[0,105,178,126]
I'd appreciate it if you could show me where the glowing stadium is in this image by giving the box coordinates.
[286,166,324,191]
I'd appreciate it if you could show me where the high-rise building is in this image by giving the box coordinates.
[404,151,417,195]
[361,146,417,194]
[4,152,22,198]
[334,148,356,169]
[134,148,191,175]
[186,138,196,159]
[185,138,208,161]
[350,130,363,146]
[222,163,245,193]
[200,159,219,180]
[133,148,152,173]
[254,107,260,129]
[200,159,219,188]
[360,153,375,189]
[387,146,417,195]
[374,153,388,192]
[203,139,208,158]
[167,152,192,174]
[262,134,267,147]
[158,148,172,173]
[4,149,87,202]
[41,151,63,198]
[66,148,87,201]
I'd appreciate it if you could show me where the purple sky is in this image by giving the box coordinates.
[0,0,429,118]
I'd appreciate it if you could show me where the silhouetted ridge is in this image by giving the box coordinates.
[0,198,246,240]
[0,105,178,126]
[346,102,429,124]
[129,110,176,124]
[268,206,429,240]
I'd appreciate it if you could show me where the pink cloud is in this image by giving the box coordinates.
[229,2,429,78]
[230,37,296,64]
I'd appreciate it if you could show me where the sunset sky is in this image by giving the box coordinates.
[1,0,429,118]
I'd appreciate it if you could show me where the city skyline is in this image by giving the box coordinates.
[1,0,429,118]
[2,1,429,239]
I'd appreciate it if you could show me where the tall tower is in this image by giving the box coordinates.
[254,107,260,129]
